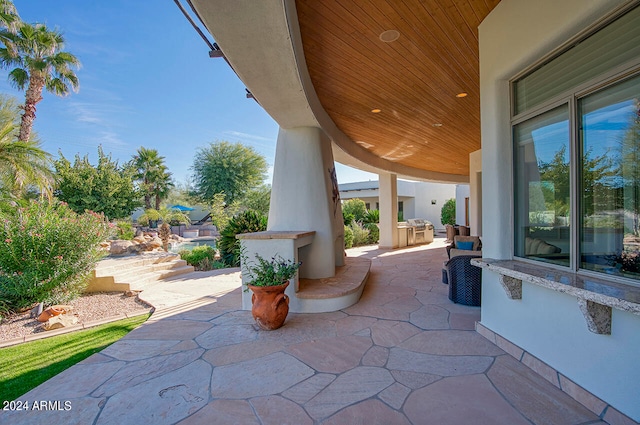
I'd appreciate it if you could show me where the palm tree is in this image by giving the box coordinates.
[0,121,54,199]
[133,147,173,210]
[154,168,173,210]
[0,0,19,33]
[0,21,80,142]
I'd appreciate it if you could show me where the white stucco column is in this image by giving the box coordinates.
[268,126,343,278]
[378,172,398,248]
[470,149,482,236]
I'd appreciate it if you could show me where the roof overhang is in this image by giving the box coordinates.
[190,0,499,183]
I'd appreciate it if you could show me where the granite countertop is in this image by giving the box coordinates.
[473,258,640,315]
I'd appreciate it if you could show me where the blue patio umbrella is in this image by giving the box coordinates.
[169,204,195,211]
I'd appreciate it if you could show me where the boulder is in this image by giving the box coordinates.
[133,235,146,244]
[110,240,134,255]
[126,244,144,254]
[43,314,79,331]
[37,305,73,322]
[148,237,163,249]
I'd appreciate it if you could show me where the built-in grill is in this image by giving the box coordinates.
[406,219,434,245]
[407,218,432,231]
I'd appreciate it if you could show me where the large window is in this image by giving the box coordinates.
[579,75,640,281]
[513,5,640,284]
[514,106,570,267]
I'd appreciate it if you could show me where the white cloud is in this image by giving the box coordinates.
[223,130,272,142]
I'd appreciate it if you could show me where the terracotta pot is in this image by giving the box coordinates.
[249,281,290,330]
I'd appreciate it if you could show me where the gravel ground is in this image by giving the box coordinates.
[0,293,152,343]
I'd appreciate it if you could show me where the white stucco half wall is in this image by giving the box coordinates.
[479,0,639,421]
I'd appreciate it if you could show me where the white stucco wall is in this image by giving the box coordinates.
[479,0,640,420]
[339,180,455,230]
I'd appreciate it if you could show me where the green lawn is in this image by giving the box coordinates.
[0,313,150,403]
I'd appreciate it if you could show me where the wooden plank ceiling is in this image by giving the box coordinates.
[296,0,501,177]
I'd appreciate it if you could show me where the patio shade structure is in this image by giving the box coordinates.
[169,204,195,211]
[189,0,498,183]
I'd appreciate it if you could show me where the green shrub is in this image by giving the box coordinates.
[137,208,161,227]
[342,199,367,225]
[218,210,267,267]
[363,209,379,224]
[114,219,135,240]
[365,222,379,244]
[0,200,113,312]
[161,209,191,226]
[197,257,227,271]
[349,220,370,246]
[344,225,354,249]
[441,198,456,226]
[179,245,218,270]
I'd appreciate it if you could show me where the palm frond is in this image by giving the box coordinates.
[7,67,28,90]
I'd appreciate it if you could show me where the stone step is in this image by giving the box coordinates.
[86,254,194,293]
[100,259,189,282]
[130,265,196,290]
[293,256,370,313]
[95,253,179,276]
[110,261,192,285]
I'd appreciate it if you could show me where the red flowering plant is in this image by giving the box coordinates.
[0,199,113,315]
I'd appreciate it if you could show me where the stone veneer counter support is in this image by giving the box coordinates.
[472,259,640,335]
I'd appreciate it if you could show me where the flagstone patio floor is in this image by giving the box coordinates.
[2,239,609,424]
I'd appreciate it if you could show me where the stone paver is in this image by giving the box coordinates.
[487,355,597,424]
[209,352,314,398]
[93,348,204,397]
[304,366,395,420]
[3,240,613,425]
[287,335,372,373]
[404,374,531,425]
[96,360,211,425]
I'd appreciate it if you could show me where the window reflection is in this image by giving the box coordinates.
[580,75,640,280]
[514,106,570,266]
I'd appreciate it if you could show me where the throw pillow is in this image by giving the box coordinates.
[457,241,474,250]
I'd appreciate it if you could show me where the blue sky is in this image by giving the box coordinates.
[0,0,376,185]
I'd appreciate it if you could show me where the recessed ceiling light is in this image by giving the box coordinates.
[456,92,468,98]
[432,123,443,127]
[371,108,381,113]
[379,30,400,43]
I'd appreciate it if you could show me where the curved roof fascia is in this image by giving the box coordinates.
[190,0,469,184]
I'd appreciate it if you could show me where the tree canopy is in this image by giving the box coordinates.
[441,198,456,226]
[241,184,271,217]
[132,147,173,210]
[54,147,141,219]
[0,13,80,142]
[342,198,367,225]
[0,94,53,200]
[190,140,268,204]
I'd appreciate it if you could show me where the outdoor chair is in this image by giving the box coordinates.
[442,254,482,306]
[446,235,482,259]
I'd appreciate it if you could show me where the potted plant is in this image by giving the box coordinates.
[138,208,161,228]
[161,208,191,236]
[243,253,301,330]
